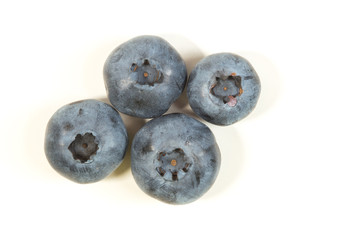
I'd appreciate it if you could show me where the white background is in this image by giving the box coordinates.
[1,0,359,239]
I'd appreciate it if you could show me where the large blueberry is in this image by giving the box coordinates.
[104,35,187,118]
[187,53,261,125]
[131,113,221,204]
[44,100,128,183]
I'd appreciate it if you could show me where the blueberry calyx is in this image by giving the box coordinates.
[130,59,163,86]
[68,132,99,163]
[210,73,243,107]
[155,148,192,181]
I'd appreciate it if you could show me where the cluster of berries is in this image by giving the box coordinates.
[44,35,261,204]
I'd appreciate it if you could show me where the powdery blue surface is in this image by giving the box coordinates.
[44,100,128,183]
[187,53,261,125]
[104,35,187,118]
[131,113,221,204]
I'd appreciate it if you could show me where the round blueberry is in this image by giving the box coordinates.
[187,53,261,126]
[131,113,221,204]
[44,100,128,183]
[104,35,187,118]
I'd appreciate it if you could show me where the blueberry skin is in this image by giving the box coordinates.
[104,35,187,118]
[131,113,221,204]
[44,100,128,183]
[187,53,261,126]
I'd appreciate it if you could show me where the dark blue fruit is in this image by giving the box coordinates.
[44,99,128,183]
[104,35,187,118]
[187,53,261,125]
[131,113,221,204]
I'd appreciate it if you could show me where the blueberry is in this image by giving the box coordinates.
[187,53,261,125]
[104,35,187,118]
[44,100,128,183]
[131,113,221,204]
